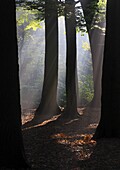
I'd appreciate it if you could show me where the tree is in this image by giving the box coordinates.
[35,0,61,120]
[81,0,106,109]
[16,0,102,112]
[17,0,105,120]
[0,0,29,168]
[93,0,120,139]
[59,0,80,119]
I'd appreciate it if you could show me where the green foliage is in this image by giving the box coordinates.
[16,0,106,33]
[79,0,106,33]
[91,0,107,31]
[16,7,42,31]
[78,40,94,106]
[97,0,107,9]
[82,42,90,51]
[25,20,42,31]
[79,75,94,105]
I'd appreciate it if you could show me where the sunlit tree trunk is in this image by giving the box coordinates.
[35,0,61,119]
[93,0,120,139]
[0,0,29,168]
[60,0,79,119]
[81,0,104,109]
[86,22,105,110]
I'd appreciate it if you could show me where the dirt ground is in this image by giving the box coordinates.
[22,108,120,170]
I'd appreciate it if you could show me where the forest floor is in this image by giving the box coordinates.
[22,108,120,170]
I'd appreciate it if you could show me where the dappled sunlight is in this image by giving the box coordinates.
[16,1,105,168]
[51,133,96,160]
[22,114,61,130]
[0,0,109,169]
[22,113,34,125]
[22,107,99,133]
[87,123,98,129]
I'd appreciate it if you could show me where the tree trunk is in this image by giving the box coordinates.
[60,0,79,119]
[0,0,29,168]
[81,0,104,109]
[93,0,120,139]
[35,0,61,118]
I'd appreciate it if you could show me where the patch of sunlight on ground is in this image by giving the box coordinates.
[22,114,61,130]
[51,133,96,160]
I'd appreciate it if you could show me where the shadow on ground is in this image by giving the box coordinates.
[23,107,119,170]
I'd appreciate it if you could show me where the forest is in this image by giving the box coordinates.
[1,0,120,169]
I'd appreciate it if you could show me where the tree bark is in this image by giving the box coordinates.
[93,0,120,139]
[60,0,79,119]
[0,0,29,168]
[81,0,104,109]
[35,0,61,118]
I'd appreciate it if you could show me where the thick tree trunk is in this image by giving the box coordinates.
[35,0,61,118]
[0,0,29,168]
[81,0,104,109]
[60,0,79,119]
[93,0,120,139]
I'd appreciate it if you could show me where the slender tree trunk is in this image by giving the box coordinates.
[60,0,79,119]
[0,0,29,168]
[35,0,60,118]
[93,0,120,139]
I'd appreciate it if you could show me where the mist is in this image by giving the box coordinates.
[16,8,93,114]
